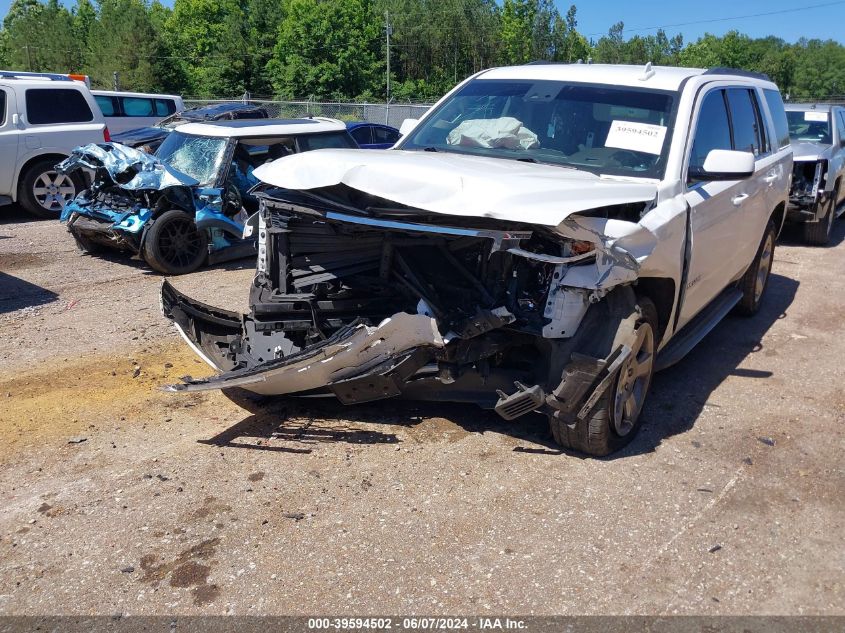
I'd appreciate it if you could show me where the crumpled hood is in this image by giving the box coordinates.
[791,141,832,162]
[252,149,657,226]
[57,142,198,191]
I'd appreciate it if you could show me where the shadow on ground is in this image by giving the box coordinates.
[198,270,799,458]
[0,271,59,313]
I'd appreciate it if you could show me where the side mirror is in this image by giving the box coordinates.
[689,149,755,181]
[399,118,419,136]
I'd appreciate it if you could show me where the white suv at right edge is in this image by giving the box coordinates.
[0,71,108,218]
[161,63,793,456]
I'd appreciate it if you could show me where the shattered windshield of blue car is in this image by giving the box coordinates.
[155,132,228,186]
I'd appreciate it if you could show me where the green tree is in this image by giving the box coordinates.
[268,0,383,100]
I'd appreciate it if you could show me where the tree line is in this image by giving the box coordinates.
[2,0,844,101]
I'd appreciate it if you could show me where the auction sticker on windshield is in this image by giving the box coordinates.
[804,111,828,122]
[605,120,667,155]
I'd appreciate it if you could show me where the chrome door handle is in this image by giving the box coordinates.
[732,193,749,206]
[764,172,778,184]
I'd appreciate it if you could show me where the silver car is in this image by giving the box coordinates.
[785,103,845,244]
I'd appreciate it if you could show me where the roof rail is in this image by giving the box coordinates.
[0,70,73,82]
[703,67,771,81]
[524,60,572,66]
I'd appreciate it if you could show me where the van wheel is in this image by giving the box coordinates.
[802,187,837,245]
[141,209,208,275]
[736,221,775,316]
[550,297,658,456]
[19,159,80,218]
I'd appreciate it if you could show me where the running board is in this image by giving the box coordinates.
[655,288,742,371]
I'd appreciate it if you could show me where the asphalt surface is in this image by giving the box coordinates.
[0,207,843,615]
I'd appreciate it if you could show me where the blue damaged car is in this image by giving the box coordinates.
[58,118,356,275]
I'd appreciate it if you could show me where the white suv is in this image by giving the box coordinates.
[0,71,108,217]
[162,64,792,456]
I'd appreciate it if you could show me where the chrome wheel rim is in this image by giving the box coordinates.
[612,321,655,436]
[754,232,774,302]
[32,170,75,211]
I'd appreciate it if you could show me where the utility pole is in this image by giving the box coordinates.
[384,10,392,102]
[24,45,32,72]
[113,71,120,91]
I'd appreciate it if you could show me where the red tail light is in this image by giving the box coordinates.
[103,126,111,142]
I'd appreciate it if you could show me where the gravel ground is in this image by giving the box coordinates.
[0,208,843,616]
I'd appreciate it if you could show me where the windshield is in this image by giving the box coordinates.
[787,110,831,143]
[155,132,228,185]
[401,79,676,178]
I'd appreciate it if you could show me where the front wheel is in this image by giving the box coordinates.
[802,185,838,246]
[735,221,776,316]
[141,209,208,275]
[549,297,658,456]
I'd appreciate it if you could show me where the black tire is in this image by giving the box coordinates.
[18,159,82,219]
[735,220,776,316]
[141,209,208,275]
[550,297,658,456]
[67,213,105,255]
[802,185,838,245]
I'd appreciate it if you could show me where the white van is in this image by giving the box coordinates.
[91,90,184,134]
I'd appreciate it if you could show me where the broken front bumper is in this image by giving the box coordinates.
[160,280,529,405]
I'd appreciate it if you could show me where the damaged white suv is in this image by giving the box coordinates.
[162,64,791,456]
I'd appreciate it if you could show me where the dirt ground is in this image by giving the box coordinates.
[0,207,843,616]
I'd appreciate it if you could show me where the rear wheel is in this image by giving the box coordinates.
[736,221,775,316]
[18,159,81,218]
[141,209,208,275]
[549,297,658,456]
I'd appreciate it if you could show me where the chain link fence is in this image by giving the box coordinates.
[183,98,434,129]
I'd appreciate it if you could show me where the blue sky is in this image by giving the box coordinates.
[1,0,843,44]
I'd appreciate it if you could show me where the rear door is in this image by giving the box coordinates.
[0,86,19,196]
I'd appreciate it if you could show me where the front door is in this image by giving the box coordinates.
[0,87,19,197]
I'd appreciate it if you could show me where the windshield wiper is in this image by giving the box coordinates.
[516,157,538,163]
[423,147,439,152]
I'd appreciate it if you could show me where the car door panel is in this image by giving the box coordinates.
[0,87,19,196]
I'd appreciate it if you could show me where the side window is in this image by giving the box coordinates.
[374,126,400,144]
[689,89,732,179]
[0,89,6,126]
[726,88,763,156]
[350,126,372,145]
[25,88,94,124]
[120,97,155,117]
[155,99,176,117]
[763,89,790,150]
[95,95,117,117]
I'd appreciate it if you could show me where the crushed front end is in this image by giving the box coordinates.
[58,143,198,254]
[788,158,830,223]
[162,183,654,424]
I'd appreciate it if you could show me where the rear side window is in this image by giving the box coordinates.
[349,126,371,145]
[763,89,790,150]
[0,90,6,126]
[26,88,94,124]
[689,89,732,177]
[298,131,357,151]
[838,110,845,144]
[726,88,764,156]
[374,126,400,144]
[155,99,177,117]
[121,97,155,117]
[95,95,117,117]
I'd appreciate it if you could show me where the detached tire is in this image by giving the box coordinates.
[802,186,837,246]
[735,221,776,316]
[550,297,658,456]
[141,209,208,275]
[18,159,81,219]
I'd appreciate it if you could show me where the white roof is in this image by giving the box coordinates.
[91,89,182,100]
[475,64,769,92]
[177,118,347,138]
[785,103,837,112]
